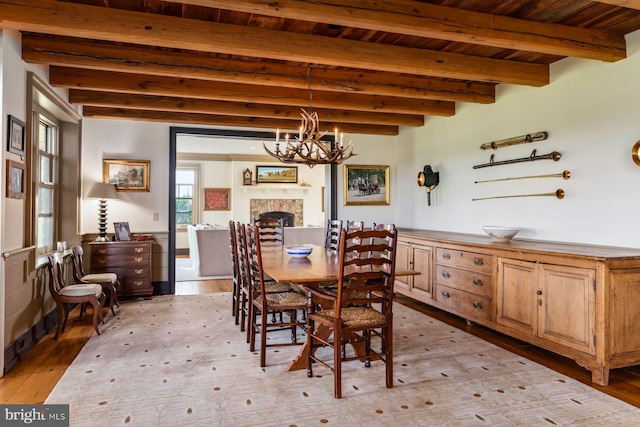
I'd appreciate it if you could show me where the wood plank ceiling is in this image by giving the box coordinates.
[2,0,640,135]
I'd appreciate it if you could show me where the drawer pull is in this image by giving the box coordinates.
[98,259,106,265]
[441,291,450,298]
[98,249,107,254]
[135,269,143,275]
[442,253,451,260]
[135,257,143,263]
[441,271,450,279]
[472,301,483,309]
[134,281,143,287]
[473,278,483,287]
[473,257,484,266]
[135,247,144,253]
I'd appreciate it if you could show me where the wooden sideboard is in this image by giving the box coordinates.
[396,228,640,386]
[89,241,153,298]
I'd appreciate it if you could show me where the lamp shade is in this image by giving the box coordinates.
[87,182,118,199]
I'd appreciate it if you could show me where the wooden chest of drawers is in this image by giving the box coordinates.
[434,247,494,323]
[89,241,153,297]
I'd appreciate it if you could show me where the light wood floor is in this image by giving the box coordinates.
[2,279,640,408]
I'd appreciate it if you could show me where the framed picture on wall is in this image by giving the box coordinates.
[103,159,150,192]
[256,165,298,184]
[204,188,231,211]
[344,164,390,206]
[6,159,26,199]
[7,115,26,156]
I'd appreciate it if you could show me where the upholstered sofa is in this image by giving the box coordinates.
[187,225,234,277]
[186,224,325,277]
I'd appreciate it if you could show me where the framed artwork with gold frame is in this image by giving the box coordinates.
[344,164,390,206]
[204,188,231,211]
[103,159,150,192]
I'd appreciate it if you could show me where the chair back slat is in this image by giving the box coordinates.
[324,219,342,251]
[335,227,398,316]
[254,217,284,246]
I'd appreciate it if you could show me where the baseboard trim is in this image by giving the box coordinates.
[4,309,58,375]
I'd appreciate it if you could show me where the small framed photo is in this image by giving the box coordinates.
[256,165,298,184]
[344,164,390,206]
[7,115,26,156]
[103,159,150,192]
[204,188,231,211]
[6,159,26,199]
[113,222,132,241]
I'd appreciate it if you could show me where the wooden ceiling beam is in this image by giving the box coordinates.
[21,34,496,104]
[0,0,548,86]
[68,90,425,127]
[593,1,640,11]
[81,106,399,136]
[171,0,627,62]
[50,67,454,116]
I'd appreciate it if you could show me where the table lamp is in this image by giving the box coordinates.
[87,182,118,242]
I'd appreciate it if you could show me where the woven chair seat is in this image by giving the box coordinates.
[314,306,385,328]
[265,282,294,293]
[261,291,307,307]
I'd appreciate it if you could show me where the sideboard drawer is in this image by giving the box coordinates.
[435,265,492,298]
[435,248,493,274]
[435,284,492,322]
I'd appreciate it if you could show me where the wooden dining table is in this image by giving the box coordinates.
[260,244,420,371]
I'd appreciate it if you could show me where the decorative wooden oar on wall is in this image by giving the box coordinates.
[473,149,561,169]
[473,189,565,201]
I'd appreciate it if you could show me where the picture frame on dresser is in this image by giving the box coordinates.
[113,222,132,241]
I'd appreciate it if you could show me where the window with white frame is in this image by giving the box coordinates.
[176,166,199,228]
[35,114,58,256]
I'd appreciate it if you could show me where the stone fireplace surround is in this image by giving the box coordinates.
[249,199,303,226]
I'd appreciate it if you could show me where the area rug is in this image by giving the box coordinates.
[46,294,640,426]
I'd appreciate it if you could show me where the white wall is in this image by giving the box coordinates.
[395,29,640,249]
[80,119,171,235]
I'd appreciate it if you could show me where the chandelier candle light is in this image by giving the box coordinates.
[263,66,355,168]
[264,113,354,168]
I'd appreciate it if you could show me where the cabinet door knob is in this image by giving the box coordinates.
[442,271,450,279]
[473,278,483,287]
[473,257,484,266]
[442,253,451,260]
[473,301,483,309]
[442,291,450,298]
[536,290,543,295]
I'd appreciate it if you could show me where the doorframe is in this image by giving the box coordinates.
[168,127,337,292]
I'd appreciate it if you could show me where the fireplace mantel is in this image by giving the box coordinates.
[240,186,311,196]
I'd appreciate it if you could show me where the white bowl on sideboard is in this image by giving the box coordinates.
[482,226,520,242]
